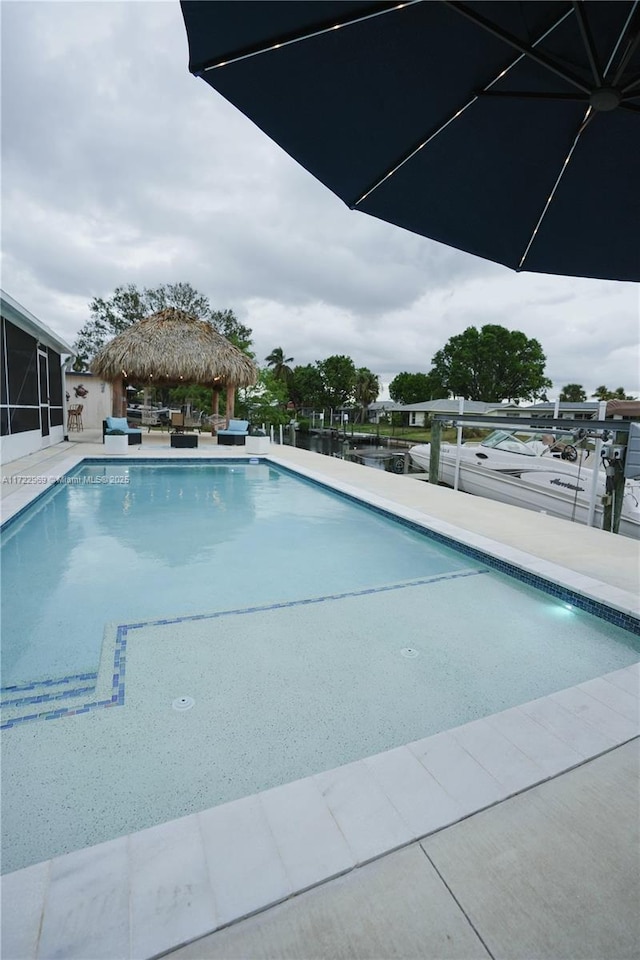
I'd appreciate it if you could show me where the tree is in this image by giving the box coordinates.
[389,371,447,404]
[72,282,253,365]
[430,325,552,402]
[559,384,587,402]
[167,384,213,414]
[289,364,326,410]
[317,355,357,408]
[265,347,294,384]
[353,367,380,422]
[236,369,290,427]
[212,309,253,355]
[592,385,636,401]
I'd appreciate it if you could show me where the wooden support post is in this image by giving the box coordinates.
[112,378,125,417]
[225,384,235,423]
[429,419,441,485]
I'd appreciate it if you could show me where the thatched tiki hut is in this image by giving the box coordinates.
[90,308,258,424]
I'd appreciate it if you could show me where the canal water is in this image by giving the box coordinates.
[282,430,416,474]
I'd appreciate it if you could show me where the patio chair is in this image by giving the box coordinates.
[140,407,162,432]
[102,417,142,445]
[217,419,250,445]
[170,412,185,434]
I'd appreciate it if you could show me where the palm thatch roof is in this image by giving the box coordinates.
[90,308,257,387]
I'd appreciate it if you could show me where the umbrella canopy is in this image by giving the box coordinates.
[90,308,258,388]
[181,1,640,282]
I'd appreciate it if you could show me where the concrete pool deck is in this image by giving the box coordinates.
[1,433,639,960]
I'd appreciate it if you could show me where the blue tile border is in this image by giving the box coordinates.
[124,568,488,629]
[1,625,127,730]
[2,685,96,709]
[1,671,97,695]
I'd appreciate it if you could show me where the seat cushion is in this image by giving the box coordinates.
[226,419,250,433]
[106,417,129,432]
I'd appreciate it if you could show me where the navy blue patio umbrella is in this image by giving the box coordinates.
[180,1,640,282]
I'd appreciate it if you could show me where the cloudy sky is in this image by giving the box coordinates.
[2,1,638,400]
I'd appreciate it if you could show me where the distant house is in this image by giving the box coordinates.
[501,401,600,421]
[367,399,503,426]
[1,290,74,465]
[365,401,404,424]
[509,400,640,423]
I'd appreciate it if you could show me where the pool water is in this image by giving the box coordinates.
[1,461,475,685]
[1,460,638,873]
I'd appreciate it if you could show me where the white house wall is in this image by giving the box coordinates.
[1,425,66,465]
[66,374,112,431]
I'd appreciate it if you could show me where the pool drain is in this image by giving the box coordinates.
[172,696,195,711]
[400,647,420,659]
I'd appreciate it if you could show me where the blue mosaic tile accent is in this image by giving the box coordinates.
[1,626,128,730]
[1,672,97,696]
[134,568,487,630]
[1,685,96,708]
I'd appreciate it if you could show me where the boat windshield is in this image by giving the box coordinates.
[479,430,538,457]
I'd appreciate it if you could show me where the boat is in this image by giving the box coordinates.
[409,429,640,539]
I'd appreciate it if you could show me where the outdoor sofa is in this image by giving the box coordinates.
[102,417,143,445]
[217,418,249,445]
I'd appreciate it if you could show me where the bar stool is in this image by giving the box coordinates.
[67,404,83,431]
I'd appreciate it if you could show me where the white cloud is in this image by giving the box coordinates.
[2,1,638,399]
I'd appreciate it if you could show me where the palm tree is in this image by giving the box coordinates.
[354,367,380,423]
[592,385,634,401]
[265,347,294,384]
[559,384,587,402]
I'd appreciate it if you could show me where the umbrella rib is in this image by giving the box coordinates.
[199,1,422,73]
[622,74,640,93]
[476,90,589,101]
[441,1,592,93]
[571,0,603,86]
[353,95,478,206]
[612,25,640,88]
[353,6,574,207]
[518,107,594,272]
[604,0,639,81]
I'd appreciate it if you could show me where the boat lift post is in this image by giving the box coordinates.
[586,402,607,529]
[429,418,442,485]
[453,397,464,491]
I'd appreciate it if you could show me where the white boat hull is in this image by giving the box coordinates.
[410,443,640,539]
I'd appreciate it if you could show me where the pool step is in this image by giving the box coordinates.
[0,673,97,726]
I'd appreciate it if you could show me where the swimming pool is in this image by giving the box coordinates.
[1,458,639,873]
